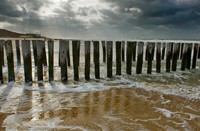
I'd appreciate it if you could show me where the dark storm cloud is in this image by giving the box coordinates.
[0,0,46,26]
[0,0,53,19]
[0,0,24,17]
[0,0,58,30]
[101,0,200,29]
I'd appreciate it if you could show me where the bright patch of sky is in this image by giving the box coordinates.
[0,22,14,28]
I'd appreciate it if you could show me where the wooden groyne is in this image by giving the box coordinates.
[0,39,199,84]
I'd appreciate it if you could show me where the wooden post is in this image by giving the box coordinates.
[166,43,172,72]
[93,41,100,79]
[67,41,71,66]
[107,41,113,78]
[170,43,174,60]
[72,40,80,81]
[32,40,38,66]
[177,43,181,60]
[122,41,125,62]
[126,41,133,75]
[36,40,44,81]
[136,42,144,74]
[156,42,161,73]
[42,42,47,66]
[132,41,137,61]
[59,42,61,66]
[147,42,153,74]
[15,40,21,66]
[145,42,149,61]
[85,41,91,80]
[0,40,4,84]
[116,41,121,75]
[22,40,32,83]
[192,43,198,69]
[198,45,200,59]
[181,43,188,71]
[2,42,4,66]
[102,41,106,63]
[180,43,184,60]
[48,40,54,81]
[5,40,15,82]
[162,43,166,60]
[59,40,68,82]
[77,41,80,66]
[146,42,155,61]
[152,42,155,61]
[172,43,179,71]
[186,43,192,69]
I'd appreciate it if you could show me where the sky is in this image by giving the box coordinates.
[0,0,200,40]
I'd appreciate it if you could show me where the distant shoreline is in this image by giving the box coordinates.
[0,29,200,42]
[0,29,46,39]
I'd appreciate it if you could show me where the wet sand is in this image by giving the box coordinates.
[0,87,199,130]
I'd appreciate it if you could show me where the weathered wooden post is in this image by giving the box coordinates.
[162,43,166,60]
[59,42,61,66]
[107,41,113,78]
[122,41,125,62]
[42,42,47,66]
[126,41,133,75]
[172,43,179,71]
[147,42,153,74]
[5,40,15,82]
[152,42,155,61]
[36,40,44,81]
[48,40,54,81]
[181,43,188,71]
[145,42,149,61]
[0,40,4,84]
[192,43,198,69]
[170,43,174,60]
[67,41,71,66]
[136,42,144,74]
[156,42,161,73]
[180,43,184,60]
[77,41,80,66]
[198,45,200,59]
[102,41,106,63]
[116,41,121,75]
[146,42,155,61]
[59,40,68,82]
[22,40,32,83]
[72,40,80,81]
[15,40,21,66]
[186,44,192,69]
[166,43,172,72]
[177,43,181,60]
[93,41,100,79]
[1,42,4,66]
[132,41,137,61]
[85,41,91,80]
[32,40,38,66]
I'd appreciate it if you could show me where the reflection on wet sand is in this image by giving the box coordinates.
[0,87,200,130]
[16,85,32,114]
[0,82,14,131]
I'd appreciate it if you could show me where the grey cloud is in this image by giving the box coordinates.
[101,0,200,28]
[0,0,24,17]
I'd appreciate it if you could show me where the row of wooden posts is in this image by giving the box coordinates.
[0,39,199,84]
